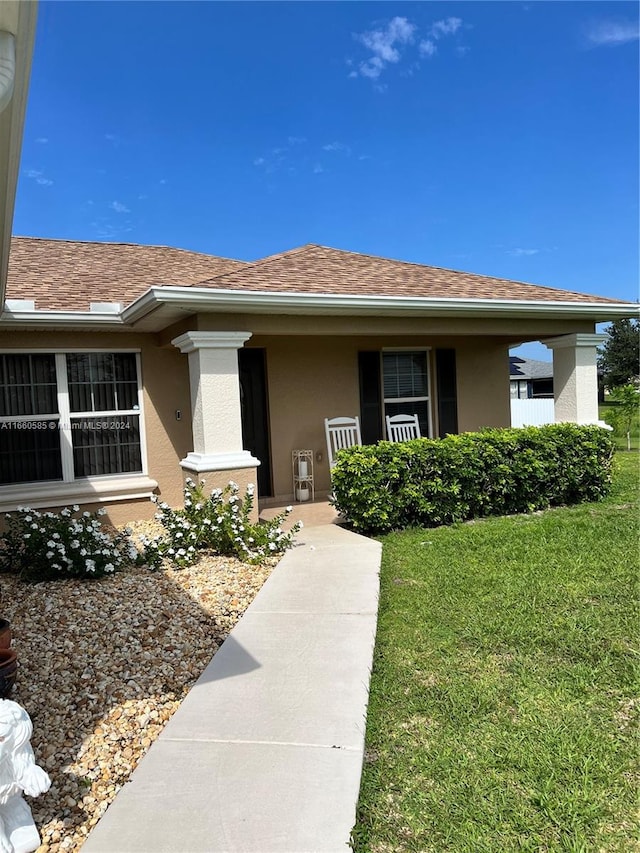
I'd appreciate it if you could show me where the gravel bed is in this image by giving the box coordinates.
[0,524,276,852]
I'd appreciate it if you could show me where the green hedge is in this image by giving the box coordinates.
[330,424,616,534]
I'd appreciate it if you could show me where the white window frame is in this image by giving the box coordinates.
[0,349,156,511]
[381,348,433,439]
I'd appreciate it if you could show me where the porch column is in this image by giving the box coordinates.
[544,333,608,427]
[171,331,260,503]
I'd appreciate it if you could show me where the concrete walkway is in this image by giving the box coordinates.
[83,522,381,852]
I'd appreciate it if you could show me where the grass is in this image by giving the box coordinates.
[600,401,640,451]
[352,452,639,852]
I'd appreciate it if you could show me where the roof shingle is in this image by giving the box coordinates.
[4,238,626,312]
[196,244,625,305]
[5,237,247,311]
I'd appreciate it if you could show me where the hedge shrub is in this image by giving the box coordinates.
[330,424,616,534]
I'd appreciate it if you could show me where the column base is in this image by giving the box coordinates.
[179,462,261,524]
[179,451,261,473]
[554,418,613,431]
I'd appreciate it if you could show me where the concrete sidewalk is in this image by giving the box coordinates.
[83,523,381,853]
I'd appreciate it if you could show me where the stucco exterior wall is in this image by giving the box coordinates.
[456,341,511,432]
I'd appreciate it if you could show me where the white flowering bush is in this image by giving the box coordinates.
[140,480,302,569]
[0,505,138,582]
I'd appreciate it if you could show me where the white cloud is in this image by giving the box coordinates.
[253,157,265,166]
[91,220,134,240]
[419,39,437,57]
[322,142,351,154]
[355,16,416,80]
[508,248,540,257]
[313,163,324,174]
[109,200,130,213]
[430,17,463,39]
[25,168,53,186]
[586,20,639,46]
[287,136,307,145]
[35,137,48,144]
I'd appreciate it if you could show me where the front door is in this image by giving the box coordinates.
[238,348,272,497]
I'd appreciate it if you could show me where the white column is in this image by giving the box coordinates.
[171,331,261,473]
[544,333,608,427]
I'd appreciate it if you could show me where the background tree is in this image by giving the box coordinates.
[602,384,639,451]
[598,319,640,389]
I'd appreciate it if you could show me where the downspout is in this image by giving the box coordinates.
[0,30,15,114]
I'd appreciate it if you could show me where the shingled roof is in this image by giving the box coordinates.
[4,237,626,312]
[5,236,247,311]
[195,244,624,305]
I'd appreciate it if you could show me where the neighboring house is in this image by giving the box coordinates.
[509,356,554,399]
[1,237,638,524]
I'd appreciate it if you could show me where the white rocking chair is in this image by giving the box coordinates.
[324,416,362,468]
[385,413,421,442]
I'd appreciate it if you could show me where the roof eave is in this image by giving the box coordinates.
[0,309,126,329]
[122,287,639,328]
[1,288,637,331]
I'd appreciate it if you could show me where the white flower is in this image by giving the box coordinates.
[47,540,55,548]
[72,504,80,512]
[46,551,54,558]
[286,505,293,513]
[70,540,80,549]
[85,559,96,571]
[105,563,114,572]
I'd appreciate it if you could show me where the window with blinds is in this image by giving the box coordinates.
[0,352,143,485]
[382,351,431,438]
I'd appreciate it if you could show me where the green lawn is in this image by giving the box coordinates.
[352,452,639,853]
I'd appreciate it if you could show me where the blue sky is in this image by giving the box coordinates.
[14,2,639,358]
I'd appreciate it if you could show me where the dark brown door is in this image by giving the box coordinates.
[238,348,272,497]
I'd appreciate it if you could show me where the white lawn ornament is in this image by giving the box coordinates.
[0,701,51,853]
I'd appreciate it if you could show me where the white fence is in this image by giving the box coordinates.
[510,398,555,428]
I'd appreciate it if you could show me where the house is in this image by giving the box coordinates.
[509,356,553,399]
[1,236,638,525]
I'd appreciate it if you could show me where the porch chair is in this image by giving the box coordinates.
[385,413,421,442]
[324,416,362,468]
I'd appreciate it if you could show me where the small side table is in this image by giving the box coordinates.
[292,449,314,502]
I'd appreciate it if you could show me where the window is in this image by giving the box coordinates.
[382,350,432,437]
[0,352,144,486]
